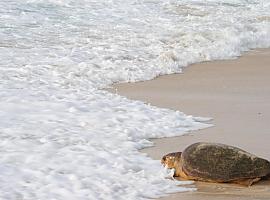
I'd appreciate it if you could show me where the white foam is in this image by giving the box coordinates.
[0,0,269,199]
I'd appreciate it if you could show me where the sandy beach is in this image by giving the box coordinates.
[110,49,270,200]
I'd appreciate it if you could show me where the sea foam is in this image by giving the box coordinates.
[0,0,269,199]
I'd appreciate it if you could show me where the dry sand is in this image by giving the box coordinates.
[109,49,270,200]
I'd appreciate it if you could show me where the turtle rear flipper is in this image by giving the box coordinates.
[231,178,261,187]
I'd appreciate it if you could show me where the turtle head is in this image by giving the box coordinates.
[161,152,182,169]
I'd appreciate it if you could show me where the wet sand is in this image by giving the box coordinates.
[109,49,270,200]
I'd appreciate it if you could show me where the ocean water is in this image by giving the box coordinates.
[0,0,269,199]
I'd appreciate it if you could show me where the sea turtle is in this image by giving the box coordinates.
[161,142,270,186]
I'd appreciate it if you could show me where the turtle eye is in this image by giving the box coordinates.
[168,156,174,161]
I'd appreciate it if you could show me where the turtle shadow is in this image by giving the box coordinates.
[174,178,270,199]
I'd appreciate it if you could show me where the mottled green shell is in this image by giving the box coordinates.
[181,142,270,182]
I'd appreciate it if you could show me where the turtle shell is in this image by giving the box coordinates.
[181,142,270,182]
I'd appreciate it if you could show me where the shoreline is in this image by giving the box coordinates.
[109,49,270,200]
